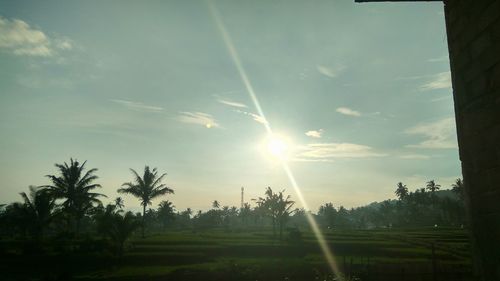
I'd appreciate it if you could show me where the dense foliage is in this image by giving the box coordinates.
[0,159,466,256]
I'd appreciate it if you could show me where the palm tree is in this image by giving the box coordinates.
[212,200,220,209]
[41,158,105,236]
[157,200,176,230]
[20,186,57,238]
[451,178,464,200]
[275,191,295,240]
[426,180,441,193]
[118,166,173,238]
[395,182,409,201]
[98,211,140,255]
[114,197,124,209]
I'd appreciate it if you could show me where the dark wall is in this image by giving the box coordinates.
[443,0,500,280]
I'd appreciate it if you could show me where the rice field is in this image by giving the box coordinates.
[0,227,474,281]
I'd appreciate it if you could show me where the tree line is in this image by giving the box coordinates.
[0,158,466,255]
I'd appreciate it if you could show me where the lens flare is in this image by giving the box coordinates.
[207,1,342,278]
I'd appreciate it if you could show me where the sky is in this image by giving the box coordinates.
[0,0,459,213]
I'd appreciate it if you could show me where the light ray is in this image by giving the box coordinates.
[207,1,342,278]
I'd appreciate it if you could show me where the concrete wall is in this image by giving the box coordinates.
[443,0,500,280]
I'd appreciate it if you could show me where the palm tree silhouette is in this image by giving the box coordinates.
[114,197,125,209]
[212,200,220,209]
[426,180,441,193]
[41,158,105,236]
[98,210,140,255]
[395,182,409,201]
[20,186,57,238]
[275,191,295,239]
[118,166,173,238]
[451,178,464,200]
[157,200,176,230]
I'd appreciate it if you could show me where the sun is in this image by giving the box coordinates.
[265,135,291,160]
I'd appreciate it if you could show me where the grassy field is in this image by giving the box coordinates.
[0,227,473,281]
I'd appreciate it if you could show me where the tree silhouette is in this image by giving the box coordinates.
[395,182,409,201]
[19,186,57,238]
[157,200,176,230]
[114,197,124,209]
[256,187,294,239]
[212,200,220,209]
[41,158,104,236]
[97,210,140,255]
[275,191,295,239]
[118,166,173,238]
[451,178,464,201]
[426,180,441,193]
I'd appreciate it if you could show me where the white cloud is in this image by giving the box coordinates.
[177,112,220,128]
[305,129,324,138]
[234,109,268,125]
[405,117,457,149]
[0,17,72,57]
[336,107,361,117]
[399,154,431,160]
[295,143,386,162]
[218,99,247,108]
[316,64,345,78]
[420,72,452,91]
[427,55,449,63]
[111,99,163,113]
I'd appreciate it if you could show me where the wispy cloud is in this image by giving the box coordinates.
[399,154,431,160]
[234,109,267,125]
[295,143,386,162]
[420,72,452,91]
[111,99,163,113]
[305,129,324,138]
[218,99,247,108]
[177,112,220,128]
[0,17,72,57]
[427,55,449,63]
[316,64,345,78]
[405,117,457,149]
[336,107,361,117]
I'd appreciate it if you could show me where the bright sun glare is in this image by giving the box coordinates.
[266,135,290,159]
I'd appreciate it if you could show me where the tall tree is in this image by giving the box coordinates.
[395,182,409,201]
[157,200,176,230]
[118,166,173,238]
[20,186,57,238]
[426,180,441,193]
[275,191,295,239]
[451,178,464,200]
[212,200,220,209]
[41,158,104,236]
[114,197,125,209]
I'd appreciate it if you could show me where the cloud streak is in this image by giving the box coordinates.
[336,107,361,117]
[0,17,72,57]
[111,99,163,113]
[177,112,220,128]
[420,72,452,91]
[234,109,267,125]
[405,117,457,149]
[218,99,247,108]
[295,143,386,162]
[317,64,345,78]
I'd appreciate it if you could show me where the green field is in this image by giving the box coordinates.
[1,227,473,281]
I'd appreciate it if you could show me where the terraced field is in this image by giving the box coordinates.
[1,228,474,281]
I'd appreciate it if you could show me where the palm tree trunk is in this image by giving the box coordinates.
[75,216,81,238]
[142,204,146,238]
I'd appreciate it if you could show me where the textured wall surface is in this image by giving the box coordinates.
[444,0,500,280]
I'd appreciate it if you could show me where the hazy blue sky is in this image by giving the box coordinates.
[0,0,459,212]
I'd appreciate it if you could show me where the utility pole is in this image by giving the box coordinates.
[241,186,244,209]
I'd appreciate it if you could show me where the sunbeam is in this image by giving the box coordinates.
[206,0,342,278]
